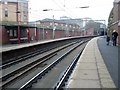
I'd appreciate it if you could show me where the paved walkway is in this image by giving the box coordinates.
[1,39,55,52]
[67,37,116,88]
[1,37,78,52]
[97,37,119,88]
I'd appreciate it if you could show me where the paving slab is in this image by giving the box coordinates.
[67,37,116,88]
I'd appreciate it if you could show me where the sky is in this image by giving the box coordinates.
[29,0,114,24]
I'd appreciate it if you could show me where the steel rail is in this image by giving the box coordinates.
[1,46,55,69]
[1,40,79,69]
[18,41,84,90]
[1,41,78,81]
[1,52,57,88]
[1,41,81,88]
[54,49,83,89]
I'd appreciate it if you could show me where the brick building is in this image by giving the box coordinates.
[0,0,29,44]
[0,0,28,24]
[108,0,120,45]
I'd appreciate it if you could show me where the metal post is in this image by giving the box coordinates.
[104,20,106,36]
[43,25,44,40]
[100,20,106,36]
[53,15,55,39]
[36,28,38,41]
[34,26,37,41]
[18,24,20,44]
[27,28,30,43]
[17,0,21,44]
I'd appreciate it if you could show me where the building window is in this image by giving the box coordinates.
[24,15,27,21]
[10,30,13,37]
[5,8,8,17]
[14,30,17,37]
[9,30,18,37]
[21,29,27,37]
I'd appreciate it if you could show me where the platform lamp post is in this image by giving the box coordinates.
[16,10,21,44]
[16,0,21,44]
[26,17,30,43]
[76,7,107,36]
[76,6,90,36]
[42,24,45,40]
[52,15,56,39]
[43,9,64,39]
[42,9,49,39]
[103,20,106,36]
[43,9,56,39]
[35,21,38,41]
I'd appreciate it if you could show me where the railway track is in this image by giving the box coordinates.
[2,38,84,66]
[19,40,86,89]
[1,40,74,69]
[1,39,89,89]
[1,39,85,71]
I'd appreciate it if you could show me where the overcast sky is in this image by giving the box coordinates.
[29,0,114,24]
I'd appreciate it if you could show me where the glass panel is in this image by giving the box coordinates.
[14,30,17,37]
[5,8,8,17]
[10,30,13,37]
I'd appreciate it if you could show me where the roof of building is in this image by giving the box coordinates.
[38,18,83,27]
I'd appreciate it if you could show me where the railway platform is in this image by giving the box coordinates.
[1,39,58,52]
[1,36,119,88]
[1,36,81,52]
[67,36,118,88]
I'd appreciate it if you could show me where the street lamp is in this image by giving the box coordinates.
[42,6,89,37]
[16,11,21,44]
[42,9,61,39]
[75,6,90,36]
[43,9,64,11]
[43,9,52,11]
[76,6,89,8]
[52,15,55,39]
